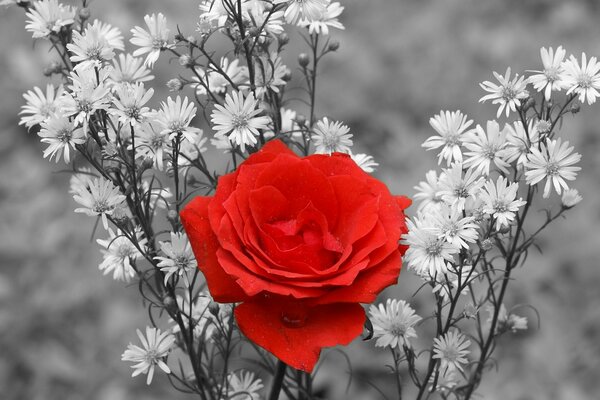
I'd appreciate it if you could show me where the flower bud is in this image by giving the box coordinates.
[208,301,220,317]
[279,33,290,46]
[179,54,194,68]
[175,33,185,42]
[561,188,582,209]
[497,225,511,235]
[78,7,91,21]
[43,65,54,77]
[282,70,292,82]
[16,0,31,8]
[167,78,184,92]
[295,114,307,126]
[570,103,581,114]
[298,53,310,67]
[167,209,179,223]
[186,174,197,186]
[328,41,340,52]
[163,295,178,314]
[142,157,154,170]
[524,97,535,111]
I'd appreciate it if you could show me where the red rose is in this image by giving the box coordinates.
[180,140,410,372]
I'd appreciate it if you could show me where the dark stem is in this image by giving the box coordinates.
[268,360,288,400]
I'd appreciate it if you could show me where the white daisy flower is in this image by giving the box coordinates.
[211,90,271,152]
[247,1,285,38]
[311,117,353,154]
[525,138,581,198]
[25,0,75,39]
[350,152,378,173]
[437,163,484,211]
[423,110,474,166]
[111,83,154,126]
[37,115,86,163]
[67,24,116,71]
[402,215,460,277]
[96,228,146,282]
[155,232,197,286]
[432,330,471,373]
[414,170,445,212]
[253,52,289,98]
[199,0,250,28]
[121,326,175,385]
[298,1,344,35]
[73,177,126,229]
[227,370,264,400]
[561,188,582,208]
[154,95,202,142]
[528,46,568,100]
[193,57,248,96]
[62,68,112,130]
[274,0,329,24]
[480,176,527,230]
[19,84,65,128]
[110,54,155,85]
[504,120,539,167]
[134,122,171,171]
[479,67,529,118]
[86,20,125,50]
[562,53,600,105]
[463,121,511,175]
[429,204,479,249]
[130,13,174,68]
[368,299,422,348]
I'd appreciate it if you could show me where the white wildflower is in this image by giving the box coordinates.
[479,67,529,118]
[480,176,527,229]
[73,177,126,229]
[130,13,174,68]
[96,228,146,282]
[423,110,473,166]
[432,330,471,373]
[528,46,568,100]
[155,232,197,286]
[121,326,175,385]
[368,299,422,348]
[19,84,65,128]
[37,115,85,163]
[562,53,600,105]
[561,188,582,208]
[463,120,511,175]
[311,117,353,154]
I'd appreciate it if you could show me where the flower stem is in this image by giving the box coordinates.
[268,360,287,400]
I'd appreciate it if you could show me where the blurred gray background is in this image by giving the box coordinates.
[1,0,600,399]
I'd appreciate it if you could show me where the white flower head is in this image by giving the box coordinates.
[110,53,155,85]
[414,170,445,212]
[423,110,474,166]
[97,228,146,282]
[368,299,422,348]
[25,0,75,38]
[73,177,126,229]
[432,330,471,373]
[155,232,197,286]
[429,204,479,249]
[487,304,528,334]
[528,46,568,100]
[311,117,353,154]
[298,1,345,35]
[211,90,271,152]
[134,121,171,171]
[525,138,581,198]
[563,53,600,105]
[193,57,248,96]
[130,13,174,68]
[111,82,154,126]
[121,326,175,385]
[227,370,264,400]
[273,0,329,24]
[402,214,460,278]
[154,95,202,142]
[437,163,484,211]
[561,188,582,208]
[479,67,529,118]
[67,22,119,71]
[37,115,86,163]
[463,120,511,175]
[504,120,539,167]
[480,176,527,229]
[20,84,65,128]
[253,52,289,98]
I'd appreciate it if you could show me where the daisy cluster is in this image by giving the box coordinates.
[8,0,373,393]
[366,46,590,395]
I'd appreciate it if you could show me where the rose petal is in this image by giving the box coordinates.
[180,196,247,303]
[235,296,365,372]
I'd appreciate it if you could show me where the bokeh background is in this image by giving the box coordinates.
[1,0,600,399]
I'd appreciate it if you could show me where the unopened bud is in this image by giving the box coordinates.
[295,114,307,126]
[497,224,511,235]
[328,41,340,52]
[570,103,581,114]
[546,100,554,109]
[78,7,91,21]
[16,0,31,8]
[142,157,154,170]
[175,33,185,42]
[208,301,220,317]
[279,33,289,46]
[298,53,310,67]
[163,296,178,314]
[282,70,292,82]
[179,54,194,68]
[43,65,54,77]
[167,78,184,92]
[186,174,197,186]
[167,210,179,223]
